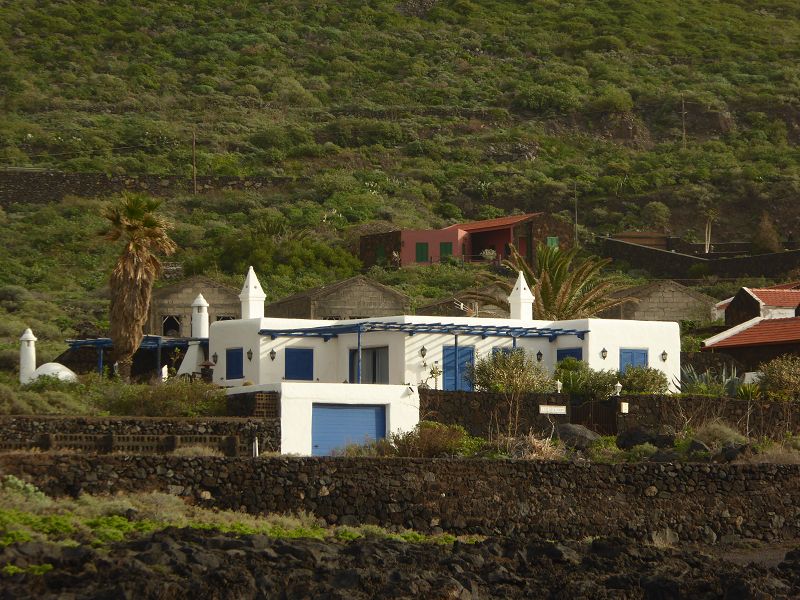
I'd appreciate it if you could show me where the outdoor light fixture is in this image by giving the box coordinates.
[556,379,563,394]
[269,348,277,361]
[661,350,668,362]
[419,346,427,359]
[601,347,608,360]
[614,381,623,396]
[536,350,543,362]
[247,349,253,362]
[211,352,218,365]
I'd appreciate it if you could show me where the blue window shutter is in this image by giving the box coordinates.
[620,349,647,372]
[285,348,314,380]
[557,348,583,362]
[225,348,244,379]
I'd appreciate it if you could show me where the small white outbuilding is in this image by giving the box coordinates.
[19,328,78,385]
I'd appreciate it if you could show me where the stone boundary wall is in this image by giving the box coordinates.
[601,238,800,278]
[619,395,800,437]
[0,171,300,206]
[1,455,797,543]
[0,416,280,456]
[419,389,571,437]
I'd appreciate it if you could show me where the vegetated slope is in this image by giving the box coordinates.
[2,1,800,238]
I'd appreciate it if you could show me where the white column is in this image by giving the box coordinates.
[191,293,210,338]
[19,328,37,384]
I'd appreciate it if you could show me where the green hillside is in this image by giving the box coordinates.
[2,0,800,238]
[1,0,799,373]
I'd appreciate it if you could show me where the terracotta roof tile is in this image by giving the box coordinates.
[450,213,542,231]
[705,317,800,349]
[748,289,800,307]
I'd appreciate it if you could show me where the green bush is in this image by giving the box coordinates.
[619,366,669,394]
[334,421,485,458]
[468,350,554,394]
[554,358,618,398]
[759,355,800,401]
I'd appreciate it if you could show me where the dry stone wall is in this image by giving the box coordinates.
[0,416,280,456]
[1,455,797,544]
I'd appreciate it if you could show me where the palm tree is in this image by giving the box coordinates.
[466,243,630,320]
[103,194,176,381]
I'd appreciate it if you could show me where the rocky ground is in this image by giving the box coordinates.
[1,528,798,599]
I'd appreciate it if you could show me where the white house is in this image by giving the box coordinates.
[199,269,680,455]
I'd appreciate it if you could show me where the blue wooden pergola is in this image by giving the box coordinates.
[258,321,588,384]
[67,336,208,374]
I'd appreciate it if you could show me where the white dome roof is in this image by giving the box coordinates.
[31,363,78,383]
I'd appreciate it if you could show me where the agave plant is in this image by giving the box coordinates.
[679,364,744,397]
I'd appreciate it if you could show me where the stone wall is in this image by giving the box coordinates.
[420,390,574,437]
[601,238,800,279]
[0,170,298,206]
[618,395,800,438]
[0,416,280,456]
[1,455,798,543]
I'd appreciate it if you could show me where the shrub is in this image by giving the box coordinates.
[468,349,555,438]
[619,366,669,394]
[626,443,658,462]
[759,355,800,401]
[693,421,747,449]
[172,445,225,457]
[333,422,485,458]
[751,212,782,254]
[554,358,618,398]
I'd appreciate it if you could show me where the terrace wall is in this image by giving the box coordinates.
[1,455,797,544]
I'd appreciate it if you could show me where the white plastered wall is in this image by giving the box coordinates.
[211,315,680,391]
[225,382,420,456]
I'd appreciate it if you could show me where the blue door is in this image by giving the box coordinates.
[285,348,313,380]
[311,404,386,456]
[557,348,583,362]
[225,348,244,380]
[620,349,648,372]
[443,346,475,391]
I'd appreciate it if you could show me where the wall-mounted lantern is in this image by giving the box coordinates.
[536,350,543,362]
[601,347,608,360]
[419,346,427,359]
[661,350,668,362]
[269,348,277,361]
[211,352,218,364]
[246,349,253,362]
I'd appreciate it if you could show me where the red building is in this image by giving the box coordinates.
[360,213,573,268]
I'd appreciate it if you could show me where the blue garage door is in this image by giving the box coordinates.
[443,346,475,391]
[557,348,583,362]
[620,349,648,372]
[311,404,387,456]
[285,348,313,380]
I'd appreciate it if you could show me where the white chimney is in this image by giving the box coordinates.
[19,328,37,384]
[239,266,266,319]
[508,271,534,320]
[191,293,210,338]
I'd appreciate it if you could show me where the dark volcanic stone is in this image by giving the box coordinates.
[556,423,600,450]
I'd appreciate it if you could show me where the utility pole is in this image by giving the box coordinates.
[192,127,197,195]
[681,95,687,150]
[573,182,579,248]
